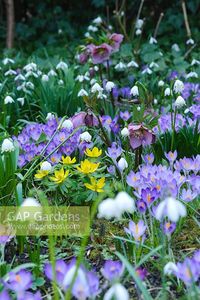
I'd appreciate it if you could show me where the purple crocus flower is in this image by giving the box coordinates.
[6,270,32,293]
[175,258,199,285]
[107,142,122,160]
[181,188,197,202]
[162,221,176,235]
[18,291,42,300]
[128,124,156,150]
[44,259,68,286]
[126,171,140,188]
[72,277,90,300]
[124,220,147,242]
[88,43,112,64]
[101,260,124,281]
[137,199,147,213]
[136,267,148,280]
[165,151,177,163]
[87,271,100,297]
[193,250,200,264]
[119,111,131,121]
[143,153,154,164]
[141,187,158,206]
[0,290,10,300]
[107,165,116,175]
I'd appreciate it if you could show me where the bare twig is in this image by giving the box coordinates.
[5,0,15,48]
[153,12,164,39]
[181,1,192,38]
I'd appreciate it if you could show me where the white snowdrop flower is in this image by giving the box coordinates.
[155,196,186,222]
[116,191,135,213]
[158,80,164,87]
[130,85,139,96]
[191,59,200,66]
[121,127,129,137]
[114,62,126,71]
[150,62,159,68]
[142,67,152,75]
[149,37,157,44]
[184,108,189,114]
[105,81,115,92]
[17,97,25,106]
[14,74,25,81]
[4,95,14,104]
[94,66,99,71]
[93,16,103,25]
[127,60,139,68]
[56,61,68,71]
[78,89,88,97]
[136,19,144,29]
[185,72,198,79]
[40,161,52,172]
[19,197,42,221]
[79,131,92,142]
[4,69,17,76]
[175,96,186,108]
[154,99,158,105]
[97,92,106,100]
[17,82,26,91]
[21,197,41,207]
[48,70,57,77]
[46,113,55,120]
[108,25,113,30]
[63,265,87,288]
[135,28,142,35]
[164,262,178,276]
[88,25,98,32]
[58,28,63,34]
[171,44,180,52]
[91,83,103,93]
[137,106,141,111]
[42,74,49,82]
[84,32,91,38]
[173,80,184,94]
[186,38,194,45]
[25,71,38,78]
[1,138,15,153]
[3,58,15,65]
[76,75,85,82]
[164,87,171,96]
[37,70,42,76]
[118,158,128,172]
[103,283,129,300]
[159,51,163,56]
[90,78,97,85]
[61,119,74,129]
[26,82,34,89]
[23,63,37,72]
[58,79,64,85]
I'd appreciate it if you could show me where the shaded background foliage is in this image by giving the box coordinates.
[0,0,199,53]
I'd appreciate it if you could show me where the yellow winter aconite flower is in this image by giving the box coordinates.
[77,159,99,174]
[50,168,69,184]
[85,147,102,158]
[85,177,105,193]
[35,170,49,179]
[62,156,76,165]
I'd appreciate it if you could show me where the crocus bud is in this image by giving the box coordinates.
[118,158,128,172]
[121,127,129,137]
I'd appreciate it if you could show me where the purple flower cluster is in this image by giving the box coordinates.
[154,113,186,134]
[112,86,132,100]
[182,82,200,101]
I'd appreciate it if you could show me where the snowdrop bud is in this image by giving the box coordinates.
[93,16,103,25]
[135,29,142,35]
[121,127,129,137]
[175,96,186,108]
[136,19,144,29]
[62,119,74,129]
[42,74,49,82]
[40,161,52,171]
[164,262,178,276]
[114,62,126,71]
[173,80,184,94]
[103,283,129,300]
[91,83,103,93]
[118,158,128,172]
[137,106,141,111]
[164,87,171,96]
[184,108,189,114]
[154,99,158,105]
[56,61,68,71]
[80,131,92,142]
[78,89,88,97]
[105,81,115,92]
[171,44,180,52]
[58,79,64,85]
[1,138,15,153]
[149,37,157,44]
[158,80,164,87]
[186,38,194,45]
[130,85,139,96]
[4,95,14,104]
[17,97,25,106]
[46,113,55,120]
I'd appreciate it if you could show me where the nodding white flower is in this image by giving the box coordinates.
[56,61,68,71]
[186,38,194,45]
[164,87,171,97]
[78,89,88,97]
[154,99,158,105]
[4,69,17,76]
[21,197,41,207]
[14,74,25,81]
[184,108,189,114]
[164,262,178,276]
[94,66,99,71]
[48,70,57,77]
[150,62,159,68]
[58,28,63,34]
[17,97,25,106]
[98,191,135,220]
[149,37,157,44]
[63,264,87,288]
[26,82,34,89]
[58,79,64,85]
[4,95,14,104]
[130,85,139,97]
[1,138,15,153]
[46,113,55,120]
[76,75,85,82]
[127,60,139,68]
[79,131,92,142]
[191,59,200,66]
[84,32,91,38]
[90,79,97,86]
[37,70,42,76]
[137,106,141,111]
[142,67,153,75]
[171,43,180,52]
[93,16,103,25]
[135,28,142,35]
[23,62,37,72]
[103,283,129,300]
[91,83,103,93]
[175,96,186,108]
[185,72,198,79]
[3,58,15,65]
[121,127,129,137]
[155,196,186,222]
[105,81,115,92]
[173,80,184,94]
[88,25,98,32]
[61,119,74,129]
[40,161,52,171]
[136,19,144,29]
[42,74,49,82]
[118,158,128,172]
[114,62,126,71]
[158,80,164,87]
[25,71,38,78]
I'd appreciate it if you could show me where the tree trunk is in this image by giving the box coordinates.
[5,0,15,48]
